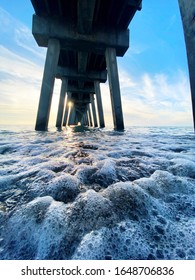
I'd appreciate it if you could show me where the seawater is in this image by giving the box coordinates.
[0,126,195,260]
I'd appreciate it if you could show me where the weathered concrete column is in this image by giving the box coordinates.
[81,112,86,126]
[35,39,60,131]
[83,112,88,126]
[56,78,68,128]
[90,94,98,127]
[68,107,76,126]
[105,47,124,130]
[94,81,105,128]
[86,111,89,126]
[74,111,79,125]
[87,104,93,126]
[63,93,71,126]
[178,0,195,130]
[81,115,84,126]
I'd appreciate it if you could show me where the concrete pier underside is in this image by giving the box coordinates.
[30,0,142,130]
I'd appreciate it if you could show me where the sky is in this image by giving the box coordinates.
[0,0,193,128]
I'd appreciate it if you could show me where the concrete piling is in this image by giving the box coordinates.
[68,107,76,126]
[90,94,98,127]
[87,104,93,127]
[94,81,105,128]
[63,93,71,126]
[56,78,68,128]
[105,47,124,130]
[35,39,60,131]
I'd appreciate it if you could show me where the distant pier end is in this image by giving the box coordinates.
[30,0,142,131]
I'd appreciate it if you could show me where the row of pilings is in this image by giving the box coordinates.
[31,0,143,131]
[34,39,125,131]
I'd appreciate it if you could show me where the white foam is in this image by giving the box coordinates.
[0,127,195,260]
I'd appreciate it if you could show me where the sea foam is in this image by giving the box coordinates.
[0,126,195,259]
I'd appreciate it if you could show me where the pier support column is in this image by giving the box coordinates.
[86,111,89,126]
[56,78,68,128]
[81,112,87,126]
[68,107,76,126]
[74,111,79,125]
[90,94,98,127]
[94,81,105,128]
[84,112,88,126]
[87,104,93,126]
[81,114,84,126]
[105,47,124,130]
[63,93,71,126]
[178,0,195,131]
[35,39,60,131]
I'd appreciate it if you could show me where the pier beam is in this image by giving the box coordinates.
[56,78,68,128]
[94,81,105,128]
[35,38,60,131]
[178,0,195,131]
[105,47,124,130]
[90,94,98,127]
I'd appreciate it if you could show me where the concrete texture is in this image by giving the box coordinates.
[94,81,105,128]
[35,39,60,131]
[56,78,68,128]
[90,94,98,127]
[105,48,124,130]
[32,15,129,56]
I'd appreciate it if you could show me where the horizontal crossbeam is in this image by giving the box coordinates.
[56,66,107,83]
[32,15,129,56]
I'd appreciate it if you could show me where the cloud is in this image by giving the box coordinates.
[119,68,193,126]
[14,26,46,61]
[0,7,47,125]
[0,7,46,63]
[100,67,192,127]
[0,45,43,80]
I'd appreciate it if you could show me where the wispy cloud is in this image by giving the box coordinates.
[0,45,43,80]
[0,7,47,125]
[119,68,192,126]
[100,68,192,126]
[14,26,46,61]
[0,7,46,63]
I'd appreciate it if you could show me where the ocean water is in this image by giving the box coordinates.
[0,125,195,260]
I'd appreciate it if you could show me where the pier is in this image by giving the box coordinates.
[31,0,195,131]
[31,0,142,131]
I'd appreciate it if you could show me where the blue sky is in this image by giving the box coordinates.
[0,0,193,127]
